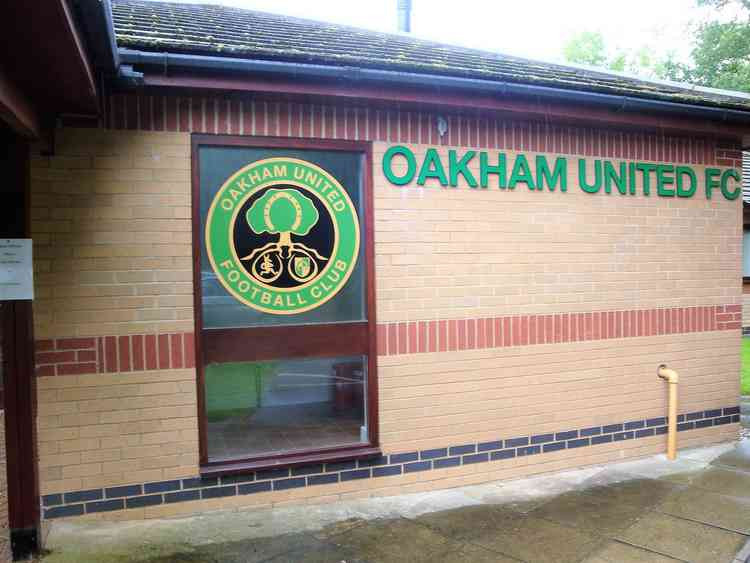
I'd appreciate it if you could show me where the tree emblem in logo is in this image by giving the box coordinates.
[242,188,326,284]
[204,157,360,315]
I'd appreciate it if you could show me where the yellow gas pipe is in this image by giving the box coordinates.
[657,364,679,460]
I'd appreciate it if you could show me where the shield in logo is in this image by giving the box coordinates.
[293,256,312,279]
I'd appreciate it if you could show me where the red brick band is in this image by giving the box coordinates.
[62,93,744,167]
[35,332,195,377]
[35,305,740,376]
[376,305,741,357]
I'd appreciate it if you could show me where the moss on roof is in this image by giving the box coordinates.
[111,0,750,112]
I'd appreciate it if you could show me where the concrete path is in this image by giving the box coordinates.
[39,441,750,563]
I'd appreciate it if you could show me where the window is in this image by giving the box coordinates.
[192,136,378,473]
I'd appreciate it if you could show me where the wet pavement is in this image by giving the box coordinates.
[39,441,750,563]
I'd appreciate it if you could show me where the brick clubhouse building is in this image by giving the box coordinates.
[1,0,748,556]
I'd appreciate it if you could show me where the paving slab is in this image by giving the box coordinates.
[689,466,750,497]
[579,475,682,509]
[328,517,459,563]
[464,512,604,563]
[529,490,645,535]
[580,540,682,563]
[657,486,750,534]
[617,511,746,563]
[712,439,750,472]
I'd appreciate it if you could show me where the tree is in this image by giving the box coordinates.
[660,0,750,92]
[562,32,666,79]
[247,188,319,249]
[563,31,607,67]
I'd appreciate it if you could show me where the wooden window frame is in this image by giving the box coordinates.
[191,134,379,476]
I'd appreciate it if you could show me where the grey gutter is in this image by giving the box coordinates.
[119,47,750,126]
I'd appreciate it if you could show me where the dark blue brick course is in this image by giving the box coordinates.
[555,430,578,441]
[724,406,740,415]
[448,444,475,456]
[325,461,357,472]
[603,423,623,433]
[686,411,704,421]
[404,461,431,473]
[373,465,403,477]
[531,433,554,444]
[732,414,741,423]
[517,445,541,456]
[389,452,418,464]
[255,469,289,481]
[358,456,389,467]
[646,417,666,427]
[433,457,461,469]
[462,453,488,464]
[678,422,694,432]
[42,494,63,507]
[705,409,722,418]
[341,469,371,481]
[695,419,713,429]
[105,485,142,498]
[656,426,668,435]
[543,441,566,453]
[478,440,503,452]
[45,504,84,519]
[238,482,271,496]
[491,449,516,460]
[201,486,236,499]
[64,489,102,503]
[291,464,324,476]
[567,438,589,449]
[220,474,256,485]
[144,480,181,494]
[308,473,339,485]
[614,431,634,441]
[420,448,448,460]
[182,477,218,489]
[126,495,163,508]
[165,490,200,503]
[635,428,655,438]
[624,420,645,430]
[505,437,529,448]
[715,416,732,425]
[273,478,306,490]
[86,499,124,513]
[580,427,601,437]
[591,434,613,445]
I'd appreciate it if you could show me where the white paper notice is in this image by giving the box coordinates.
[0,239,33,300]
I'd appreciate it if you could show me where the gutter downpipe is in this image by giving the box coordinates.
[118,48,750,125]
[657,365,679,460]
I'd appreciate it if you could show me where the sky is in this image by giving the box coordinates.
[154,0,737,69]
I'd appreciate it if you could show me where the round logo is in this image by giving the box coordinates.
[205,157,360,315]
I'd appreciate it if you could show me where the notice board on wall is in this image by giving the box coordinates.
[0,239,33,301]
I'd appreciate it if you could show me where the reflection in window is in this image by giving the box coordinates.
[205,356,367,461]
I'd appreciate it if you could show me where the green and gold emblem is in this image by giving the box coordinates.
[205,157,360,315]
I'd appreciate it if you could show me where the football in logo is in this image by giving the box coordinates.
[205,157,360,315]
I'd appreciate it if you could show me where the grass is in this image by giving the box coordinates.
[743,339,750,395]
[205,361,277,422]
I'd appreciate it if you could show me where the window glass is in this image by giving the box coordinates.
[199,147,366,328]
[205,356,367,461]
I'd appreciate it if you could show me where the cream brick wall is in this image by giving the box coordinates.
[372,142,742,323]
[379,331,738,453]
[30,127,741,520]
[30,128,193,339]
[37,369,198,496]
